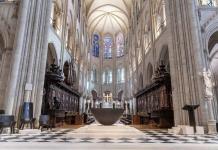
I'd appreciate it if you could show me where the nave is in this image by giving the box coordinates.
[2,0,218,149]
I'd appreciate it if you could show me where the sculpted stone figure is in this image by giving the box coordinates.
[203,69,214,100]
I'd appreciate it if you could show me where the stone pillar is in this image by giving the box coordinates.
[4,0,30,114]
[167,0,207,126]
[207,98,217,133]
[23,0,42,103]
[0,48,12,109]
[133,97,137,115]
[203,70,217,133]
[34,0,53,120]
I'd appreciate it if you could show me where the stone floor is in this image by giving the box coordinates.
[1,124,218,150]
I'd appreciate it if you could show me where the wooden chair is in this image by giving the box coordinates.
[39,115,51,131]
[0,115,16,134]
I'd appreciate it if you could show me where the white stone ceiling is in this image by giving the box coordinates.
[85,0,132,34]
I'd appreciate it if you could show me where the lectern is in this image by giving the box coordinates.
[20,102,35,129]
[182,104,200,133]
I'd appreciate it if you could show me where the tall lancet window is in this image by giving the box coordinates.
[91,67,97,83]
[92,34,99,57]
[117,67,125,83]
[104,35,113,59]
[103,69,112,84]
[116,33,124,57]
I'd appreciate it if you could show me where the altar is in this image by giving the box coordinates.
[91,108,124,125]
[91,92,124,125]
[95,92,121,109]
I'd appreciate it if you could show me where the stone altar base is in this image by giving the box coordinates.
[208,120,217,134]
[66,123,146,138]
[168,125,204,135]
[19,129,42,134]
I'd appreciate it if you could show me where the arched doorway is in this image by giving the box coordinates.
[91,90,98,100]
[117,90,123,101]
[63,61,69,83]
[91,90,98,108]
[41,43,58,114]
[159,45,170,72]
[139,73,143,90]
[147,63,153,84]
[47,43,58,67]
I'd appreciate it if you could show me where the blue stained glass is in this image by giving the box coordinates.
[92,34,99,57]
[116,33,124,57]
[104,36,112,59]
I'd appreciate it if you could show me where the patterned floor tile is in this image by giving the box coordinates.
[0,128,218,144]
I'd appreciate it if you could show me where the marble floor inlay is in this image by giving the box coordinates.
[0,124,218,144]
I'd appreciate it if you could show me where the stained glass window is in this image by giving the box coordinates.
[104,35,113,59]
[103,69,112,84]
[92,34,99,57]
[91,68,97,82]
[116,33,124,57]
[117,68,125,83]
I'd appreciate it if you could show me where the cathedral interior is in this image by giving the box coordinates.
[1,0,218,149]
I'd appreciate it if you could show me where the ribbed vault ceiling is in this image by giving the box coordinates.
[85,0,132,34]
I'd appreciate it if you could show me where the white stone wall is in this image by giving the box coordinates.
[127,0,218,128]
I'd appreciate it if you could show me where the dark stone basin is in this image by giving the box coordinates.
[91,108,124,125]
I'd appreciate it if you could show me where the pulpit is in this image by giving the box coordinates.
[182,104,200,133]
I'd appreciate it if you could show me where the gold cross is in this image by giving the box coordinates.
[104,93,112,102]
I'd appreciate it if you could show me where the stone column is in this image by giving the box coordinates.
[207,98,217,133]
[0,48,12,109]
[133,97,137,115]
[166,0,207,127]
[34,0,53,120]
[23,0,42,103]
[203,70,217,133]
[4,0,30,114]
[99,35,103,97]
[30,0,47,115]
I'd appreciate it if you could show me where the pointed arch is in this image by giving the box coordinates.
[147,63,153,84]
[159,45,170,72]
[139,72,143,89]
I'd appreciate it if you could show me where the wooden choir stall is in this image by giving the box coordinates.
[135,63,174,128]
[41,63,81,127]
